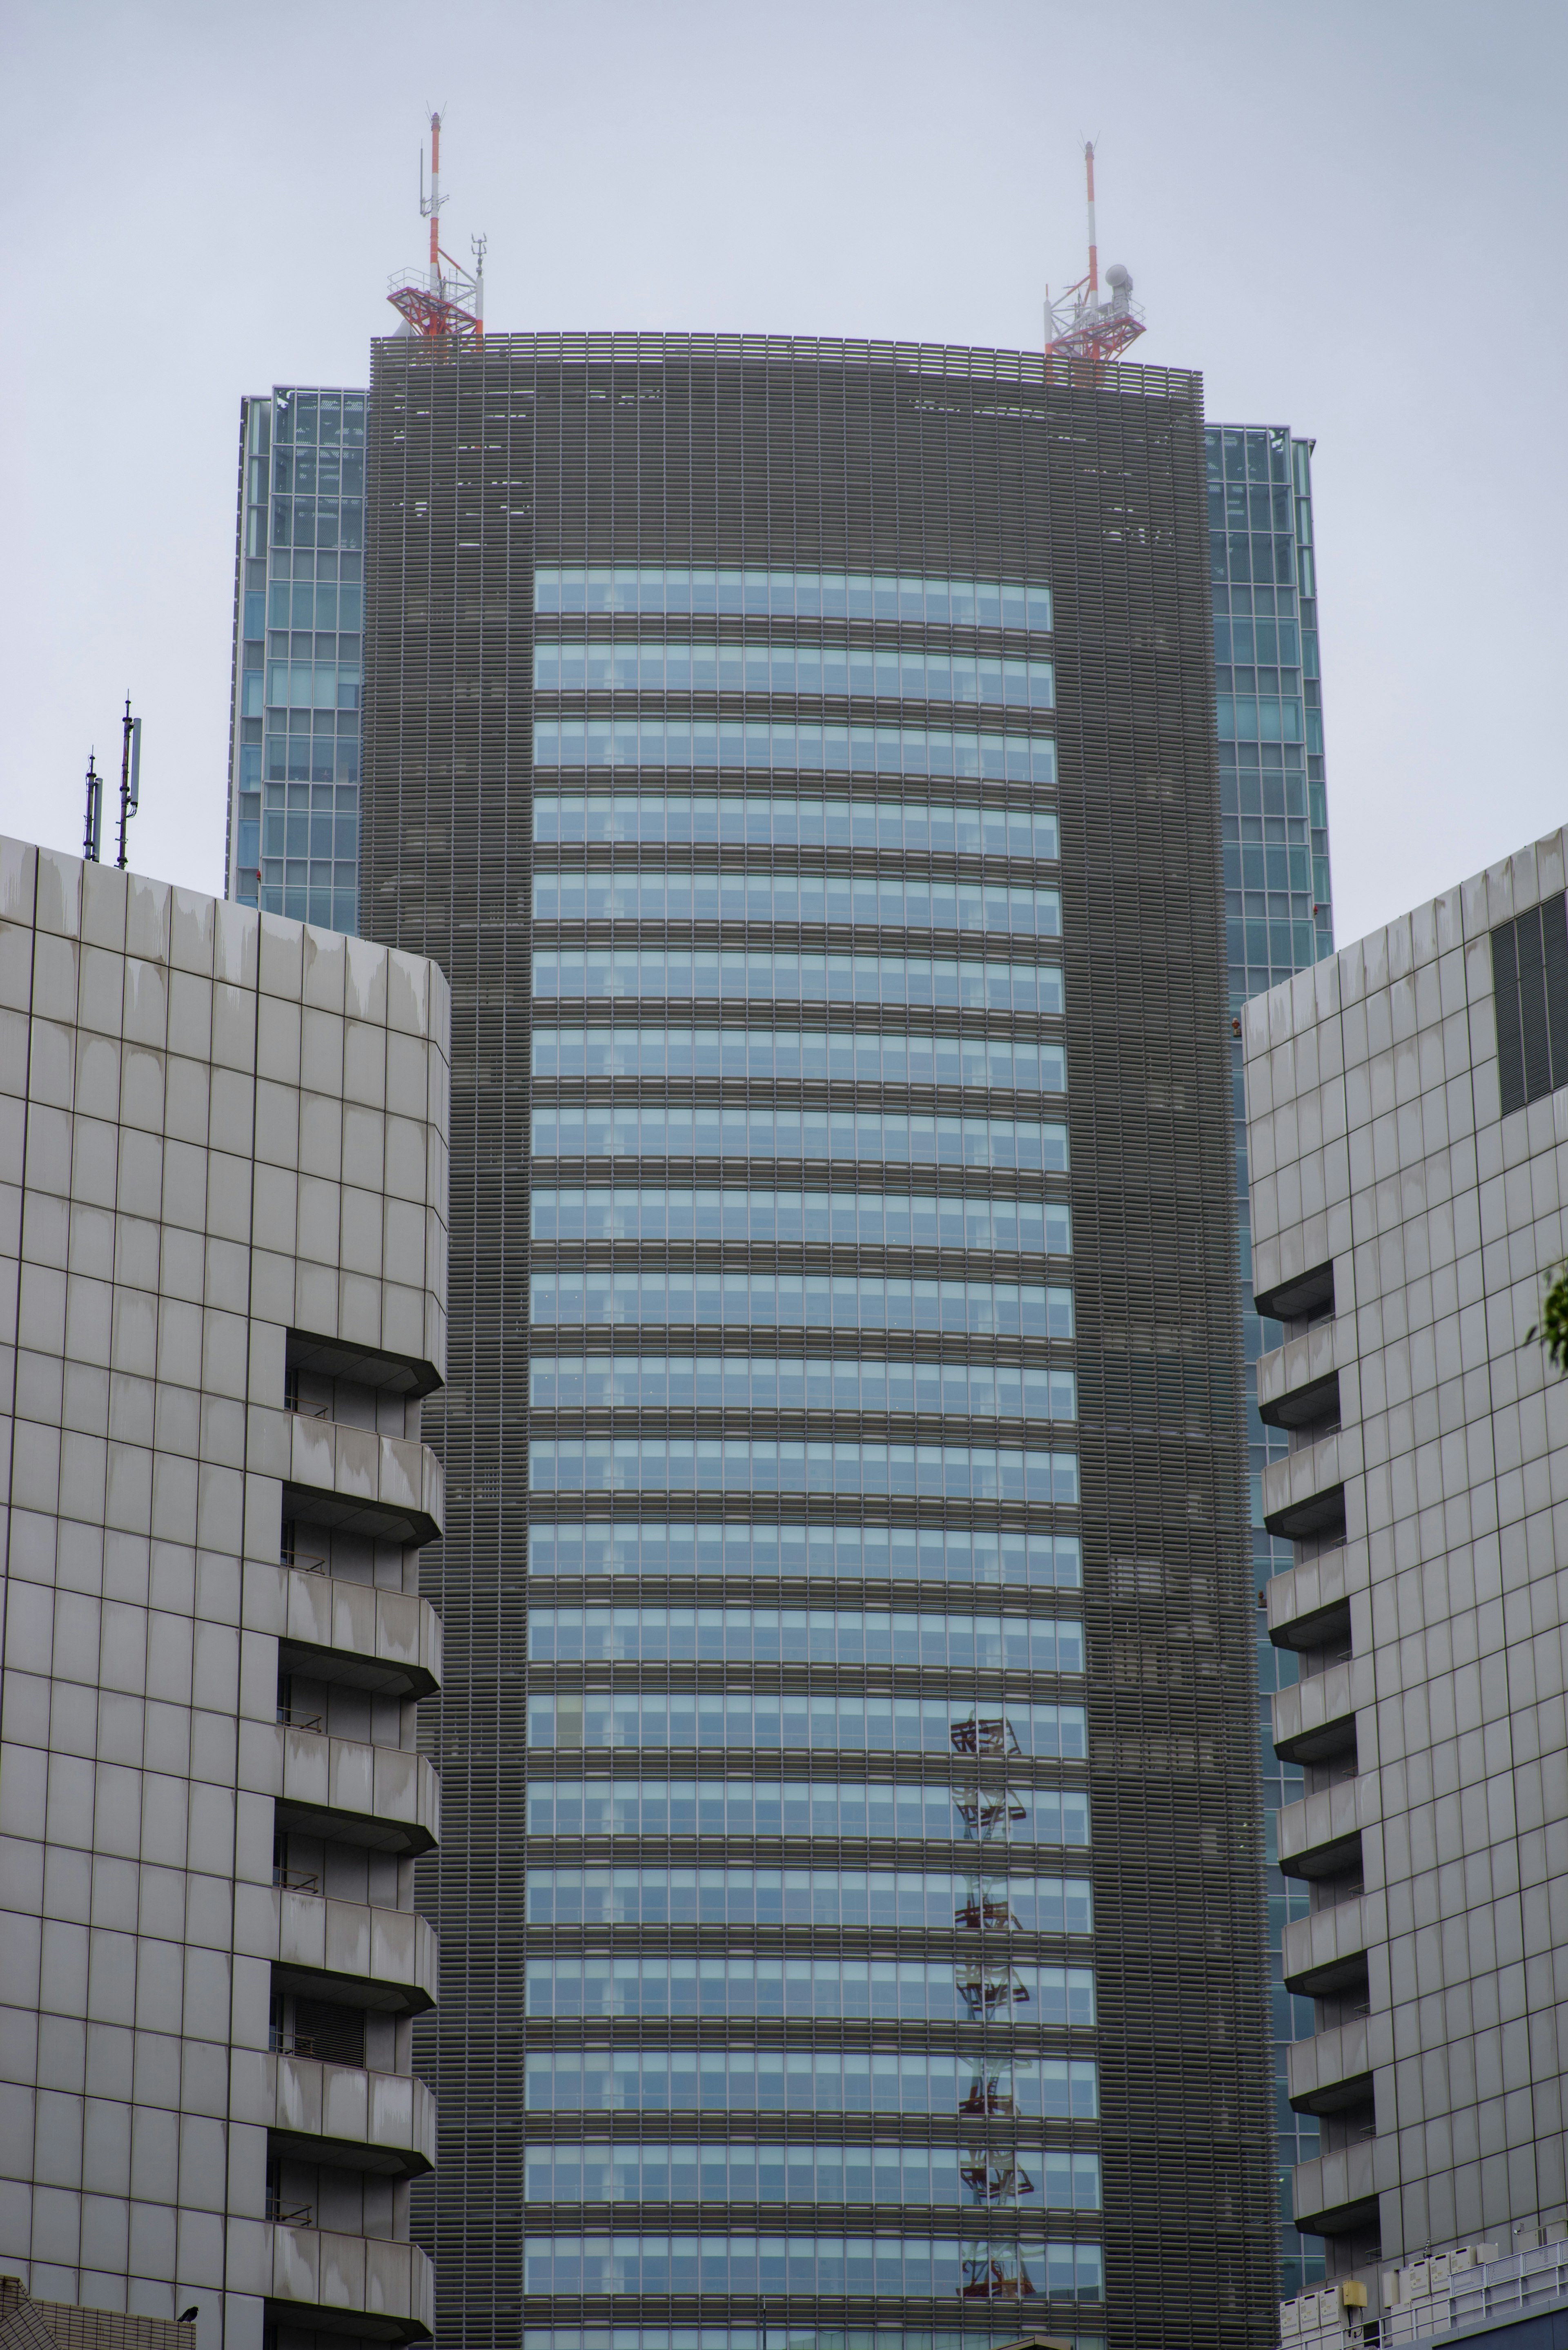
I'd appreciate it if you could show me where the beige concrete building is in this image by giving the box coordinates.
[0,840,449,2350]
[1243,829,1568,2323]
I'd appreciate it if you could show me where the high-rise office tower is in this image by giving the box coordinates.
[356,331,1274,2350]
[1243,827,1568,2326]
[225,386,368,932]
[1209,421,1336,2296]
[0,839,450,2350]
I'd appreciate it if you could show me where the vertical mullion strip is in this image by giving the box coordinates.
[1518,905,1553,1105]
[1492,918,1526,1116]
[1541,893,1568,1094]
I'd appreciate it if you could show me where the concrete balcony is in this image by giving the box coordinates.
[1253,1254,1335,1327]
[1273,1656,1365,1764]
[1256,1317,1341,1420]
[268,1569,443,1700]
[1287,2018,1375,2117]
[275,1887,438,2013]
[1261,1429,1347,1542]
[1267,1549,1359,1654]
[1282,1892,1376,1996]
[284,1413,444,1548]
[1292,2138,1380,2236]
[269,2223,433,2343]
[273,1726,440,1856]
[1277,1777,1365,1882]
[271,2053,436,2177]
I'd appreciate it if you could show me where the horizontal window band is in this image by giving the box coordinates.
[527,1523,1081,1587]
[530,1440,1079,1506]
[510,2321,1102,2350]
[528,1693,1085,1762]
[522,2058,1100,2134]
[535,566,1052,635]
[535,792,1060,859]
[520,2232,1102,2303]
[523,2139,1098,2212]
[530,1106,1067,1172]
[532,948,1062,1018]
[532,1031,1066,1094]
[535,643,1054,711]
[530,1356,1076,1424]
[531,1186,1070,1254]
[526,1783,1085,1850]
[533,720,1056,785]
[530,1273,1071,1340]
[532,869,1060,934]
[530,1607,1083,1675]
[524,1953,1094,2025]
[526,1867,1092,1937]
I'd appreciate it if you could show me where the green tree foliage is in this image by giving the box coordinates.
[1528,1266,1568,1373]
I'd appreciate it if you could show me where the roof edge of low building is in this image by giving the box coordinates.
[1241,818,1568,1060]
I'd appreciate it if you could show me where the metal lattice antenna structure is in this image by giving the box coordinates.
[1044,141,1145,372]
[387,110,486,343]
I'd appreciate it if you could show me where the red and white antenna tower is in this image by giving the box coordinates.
[387,110,486,343]
[1044,142,1145,372]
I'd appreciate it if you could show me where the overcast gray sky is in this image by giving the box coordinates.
[2,0,1562,946]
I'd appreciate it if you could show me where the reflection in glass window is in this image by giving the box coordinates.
[519,2233,1103,2303]
[526,1775,1088,1845]
[525,2045,1098,2120]
[528,1689,1086,1759]
[521,2141,1101,2213]
[526,1866,1092,1934]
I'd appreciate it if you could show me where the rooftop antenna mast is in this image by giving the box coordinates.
[1044,141,1145,375]
[82,753,103,864]
[388,109,485,343]
[116,696,142,870]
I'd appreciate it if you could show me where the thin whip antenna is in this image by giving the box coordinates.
[427,110,443,290]
[1084,141,1098,298]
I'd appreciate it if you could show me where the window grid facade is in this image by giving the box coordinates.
[360,334,1271,2350]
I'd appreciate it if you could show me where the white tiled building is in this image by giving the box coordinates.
[1243,828,1568,2320]
[0,840,450,2350]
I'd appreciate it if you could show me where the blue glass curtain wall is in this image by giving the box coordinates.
[1210,420,1336,2294]
[227,384,366,933]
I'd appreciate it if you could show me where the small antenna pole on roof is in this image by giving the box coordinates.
[83,753,103,863]
[116,695,142,870]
